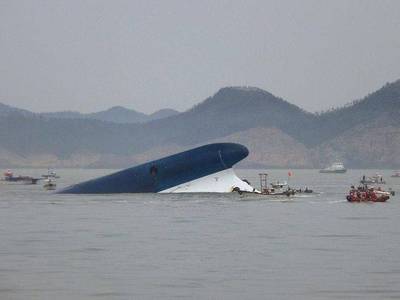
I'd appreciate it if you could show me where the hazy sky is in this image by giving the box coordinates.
[1,0,400,113]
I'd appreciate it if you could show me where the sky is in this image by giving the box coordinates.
[0,0,400,114]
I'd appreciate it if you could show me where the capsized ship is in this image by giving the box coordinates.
[58,143,257,194]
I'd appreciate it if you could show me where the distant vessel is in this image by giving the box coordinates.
[360,174,386,185]
[319,162,347,173]
[1,170,40,184]
[42,170,60,179]
[391,171,400,178]
[43,178,57,190]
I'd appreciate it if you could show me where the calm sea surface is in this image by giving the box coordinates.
[1,169,400,300]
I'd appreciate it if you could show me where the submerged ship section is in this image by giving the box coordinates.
[58,143,255,194]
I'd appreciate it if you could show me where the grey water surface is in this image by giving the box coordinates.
[1,169,400,300]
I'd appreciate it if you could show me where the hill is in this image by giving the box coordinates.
[0,102,33,117]
[0,103,179,124]
[86,106,149,123]
[138,87,316,146]
[315,79,400,143]
[0,81,399,168]
[41,106,179,123]
[148,109,180,121]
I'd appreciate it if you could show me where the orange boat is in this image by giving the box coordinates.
[346,186,389,202]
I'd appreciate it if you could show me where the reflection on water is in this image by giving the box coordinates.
[0,168,400,299]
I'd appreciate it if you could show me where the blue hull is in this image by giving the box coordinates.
[57,143,249,194]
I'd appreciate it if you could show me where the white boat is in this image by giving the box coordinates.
[43,178,57,190]
[269,181,295,196]
[319,162,347,173]
[391,171,400,178]
[360,174,386,184]
[42,170,60,179]
[256,174,295,196]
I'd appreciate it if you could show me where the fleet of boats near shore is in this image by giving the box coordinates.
[1,169,41,185]
[1,169,58,189]
[1,163,398,203]
[1,163,400,202]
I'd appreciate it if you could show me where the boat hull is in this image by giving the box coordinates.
[346,195,389,202]
[360,180,386,185]
[1,178,39,185]
[319,169,347,173]
[58,143,253,194]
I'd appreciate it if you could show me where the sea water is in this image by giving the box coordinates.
[1,169,400,299]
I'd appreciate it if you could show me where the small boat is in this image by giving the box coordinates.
[1,170,40,185]
[391,171,400,178]
[42,170,60,179]
[237,173,313,196]
[360,174,386,184]
[268,181,295,196]
[319,162,347,173]
[295,187,314,194]
[346,185,390,202]
[43,178,57,190]
[257,174,295,196]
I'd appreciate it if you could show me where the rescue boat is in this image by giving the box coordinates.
[346,186,390,202]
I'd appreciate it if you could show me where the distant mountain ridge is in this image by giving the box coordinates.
[0,103,179,124]
[0,80,399,168]
[0,102,33,117]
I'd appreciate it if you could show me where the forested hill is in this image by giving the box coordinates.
[138,86,316,146]
[315,80,400,144]
[0,104,179,124]
[0,80,399,168]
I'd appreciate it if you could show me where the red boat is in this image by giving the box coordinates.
[2,170,40,185]
[346,186,390,202]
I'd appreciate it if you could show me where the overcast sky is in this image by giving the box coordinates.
[1,0,399,113]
